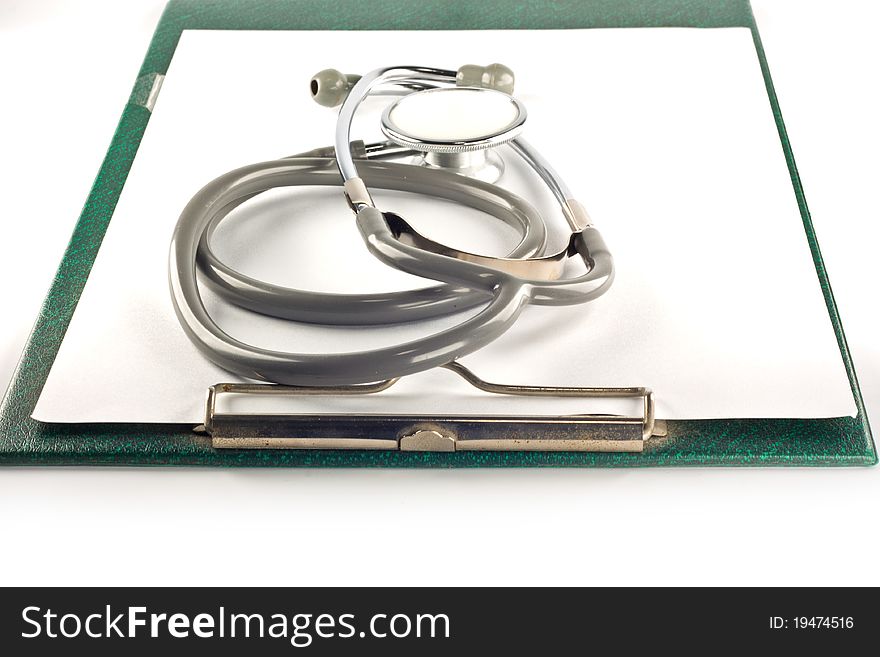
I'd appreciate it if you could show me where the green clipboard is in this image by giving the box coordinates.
[1,0,875,467]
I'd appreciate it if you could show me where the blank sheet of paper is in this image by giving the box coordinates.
[32,28,856,423]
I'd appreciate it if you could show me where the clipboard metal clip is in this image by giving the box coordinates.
[199,361,666,453]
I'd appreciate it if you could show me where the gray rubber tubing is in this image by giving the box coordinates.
[171,160,613,385]
[194,157,548,325]
[170,158,537,385]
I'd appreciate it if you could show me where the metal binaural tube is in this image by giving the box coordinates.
[335,66,458,186]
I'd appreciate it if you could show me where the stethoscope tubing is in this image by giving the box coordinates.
[170,158,536,385]
[195,155,548,325]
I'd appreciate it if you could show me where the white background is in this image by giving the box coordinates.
[0,0,878,586]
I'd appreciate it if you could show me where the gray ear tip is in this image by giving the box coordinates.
[456,63,515,94]
[310,68,351,107]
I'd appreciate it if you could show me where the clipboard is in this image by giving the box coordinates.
[0,0,875,467]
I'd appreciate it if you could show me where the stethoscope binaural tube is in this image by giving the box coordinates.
[335,68,615,304]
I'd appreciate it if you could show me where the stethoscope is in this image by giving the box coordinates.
[169,63,614,385]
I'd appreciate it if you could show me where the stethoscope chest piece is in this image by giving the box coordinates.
[381,87,527,183]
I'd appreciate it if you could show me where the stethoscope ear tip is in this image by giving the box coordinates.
[310,68,361,107]
[456,63,515,95]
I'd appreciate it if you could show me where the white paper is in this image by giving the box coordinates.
[32,28,856,423]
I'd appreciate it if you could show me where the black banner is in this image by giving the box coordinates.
[0,587,873,654]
